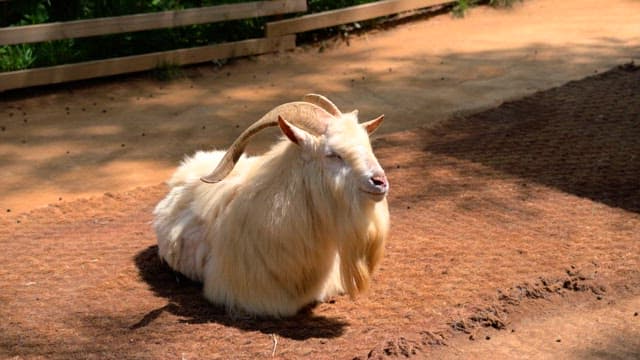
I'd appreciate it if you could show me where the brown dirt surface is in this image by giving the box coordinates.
[2,63,640,359]
[2,0,640,359]
[2,0,639,214]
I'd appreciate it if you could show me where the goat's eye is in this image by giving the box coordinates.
[326,152,343,161]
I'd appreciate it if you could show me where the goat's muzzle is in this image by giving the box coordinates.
[361,170,388,201]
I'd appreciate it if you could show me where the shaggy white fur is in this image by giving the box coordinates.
[153,96,389,317]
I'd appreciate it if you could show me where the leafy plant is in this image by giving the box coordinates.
[152,61,184,81]
[452,0,475,17]
[453,0,522,17]
[20,1,49,25]
[489,0,522,7]
[32,39,81,67]
[0,45,37,71]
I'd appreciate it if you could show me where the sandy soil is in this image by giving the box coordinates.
[1,0,640,359]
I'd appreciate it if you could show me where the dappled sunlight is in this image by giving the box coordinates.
[132,86,213,107]
[216,82,294,102]
[0,158,173,214]
[70,124,123,136]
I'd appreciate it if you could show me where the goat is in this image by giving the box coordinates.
[153,94,390,317]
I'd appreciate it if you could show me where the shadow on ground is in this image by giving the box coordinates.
[423,63,640,213]
[575,328,640,360]
[133,245,348,340]
[1,36,638,202]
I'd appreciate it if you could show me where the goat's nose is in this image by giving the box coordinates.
[369,173,389,192]
[371,175,387,187]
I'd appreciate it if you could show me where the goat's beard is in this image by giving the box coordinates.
[335,191,389,297]
[314,170,389,297]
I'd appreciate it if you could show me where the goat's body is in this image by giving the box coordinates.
[154,143,388,317]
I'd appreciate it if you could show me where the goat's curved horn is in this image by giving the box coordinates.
[201,102,333,183]
[302,94,341,117]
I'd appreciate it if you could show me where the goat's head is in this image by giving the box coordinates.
[201,94,388,202]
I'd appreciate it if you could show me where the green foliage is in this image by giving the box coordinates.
[0,0,49,27]
[453,0,522,17]
[0,45,37,71]
[20,1,50,25]
[489,0,522,7]
[452,0,475,17]
[153,62,184,82]
[32,40,81,67]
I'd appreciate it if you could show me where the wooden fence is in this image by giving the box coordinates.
[267,0,448,36]
[0,0,451,91]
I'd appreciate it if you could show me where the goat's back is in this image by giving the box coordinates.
[167,150,226,187]
[154,150,227,281]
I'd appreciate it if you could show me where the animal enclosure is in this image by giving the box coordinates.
[0,0,452,91]
[1,0,639,357]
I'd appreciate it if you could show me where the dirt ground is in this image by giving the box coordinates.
[1,0,640,359]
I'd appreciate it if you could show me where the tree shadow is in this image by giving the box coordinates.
[1,33,638,212]
[133,245,348,340]
[422,63,640,214]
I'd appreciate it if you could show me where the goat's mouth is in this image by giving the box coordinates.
[359,172,388,201]
[361,188,387,201]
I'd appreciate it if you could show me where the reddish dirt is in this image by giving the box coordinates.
[1,64,639,359]
[2,0,639,215]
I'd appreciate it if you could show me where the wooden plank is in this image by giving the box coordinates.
[0,0,306,45]
[0,35,295,91]
[267,0,451,37]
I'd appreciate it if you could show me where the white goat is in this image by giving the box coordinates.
[153,94,390,317]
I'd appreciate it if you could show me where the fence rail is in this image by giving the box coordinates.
[0,36,295,91]
[1,0,451,91]
[0,0,307,46]
[267,0,450,37]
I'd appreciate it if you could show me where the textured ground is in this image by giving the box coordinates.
[2,0,639,214]
[1,63,639,359]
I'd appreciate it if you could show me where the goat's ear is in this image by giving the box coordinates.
[278,115,312,146]
[362,114,384,135]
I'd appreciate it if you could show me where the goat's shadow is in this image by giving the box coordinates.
[133,245,347,340]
